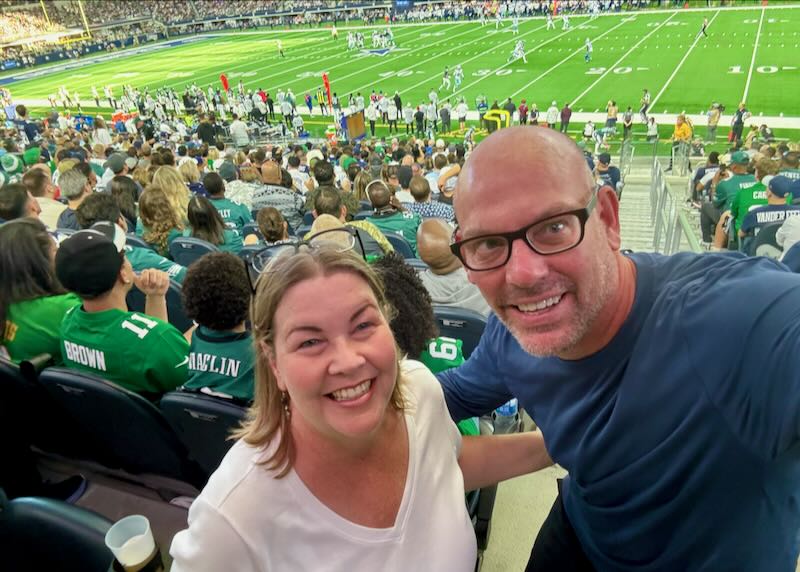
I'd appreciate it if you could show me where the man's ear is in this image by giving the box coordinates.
[341,205,347,220]
[596,185,621,251]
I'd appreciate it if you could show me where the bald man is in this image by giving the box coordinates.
[416,218,489,317]
[251,160,305,230]
[366,180,421,255]
[438,127,800,571]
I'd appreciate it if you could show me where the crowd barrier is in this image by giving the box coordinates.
[650,158,702,255]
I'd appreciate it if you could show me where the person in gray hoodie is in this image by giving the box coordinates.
[416,218,490,317]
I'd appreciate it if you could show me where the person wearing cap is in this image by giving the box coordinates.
[22,168,65,230]
[76,193,188,284]
[437,127,800,571]
[202,172,252,236]
[1,153,25,185]
[700,150,756,243]
[56,168,93,231]
[416,218,490,317]
[593,153,621,196]
[738,176,800,254]
[56,223,189,398]
[98,152,128,192]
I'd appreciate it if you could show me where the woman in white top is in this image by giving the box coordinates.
[92,116,112,147]
[170,241,548,571]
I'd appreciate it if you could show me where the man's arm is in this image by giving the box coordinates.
[437,315,515,421]
[134,269,170,323]
[459,431,553,492]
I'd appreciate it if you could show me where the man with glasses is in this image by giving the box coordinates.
[438,127,800,571]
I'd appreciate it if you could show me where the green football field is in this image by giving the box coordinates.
[5,3,800,128]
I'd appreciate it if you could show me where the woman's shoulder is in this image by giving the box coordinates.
[399,359,446,409]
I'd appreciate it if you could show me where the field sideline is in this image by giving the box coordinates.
[6,3,800,134]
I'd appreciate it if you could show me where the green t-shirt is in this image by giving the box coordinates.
[730,182,768,234]
[367,210,422,255]
[209,197,252,235]
[125,245,187,284]
[2,293,81,364]
[183,327,255,402]
[418,336,477,436]
[714,173,758,211]
[60,306,189,396]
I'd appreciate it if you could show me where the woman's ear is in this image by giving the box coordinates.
[261,340,285,391]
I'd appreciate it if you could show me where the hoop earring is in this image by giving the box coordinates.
[281,391,291,420]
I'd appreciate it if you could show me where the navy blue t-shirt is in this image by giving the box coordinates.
[439,252,800,571]
[740,204,800,235]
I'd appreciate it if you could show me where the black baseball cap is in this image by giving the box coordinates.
[55,222,127,297]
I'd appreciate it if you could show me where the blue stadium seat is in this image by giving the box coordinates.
[433,306,487,359]
[38,367,207,489]
[781,241,800,272]
[168,236,220,267]
[159,391,247,476]
[125,233,153,250]
[405,258,429,272]
[749,222,782,258]
[302,211,315,225]
[0,489,115,572]
[295,224,313,237]
[359,200,372,211]
[353,211,371,221]
[242,222,262,241]
[385,232,415,259]
[126,279,193,333]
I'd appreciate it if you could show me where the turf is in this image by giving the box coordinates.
[4,4,800,121]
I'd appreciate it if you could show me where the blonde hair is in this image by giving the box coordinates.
[152,166,190,221]
[235,247,404,477]
[139,186,184,255]
[131,165,152,188]
[353,170,372,202]
[178,159,201,184]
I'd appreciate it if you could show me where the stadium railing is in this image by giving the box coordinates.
[649,159,702,255]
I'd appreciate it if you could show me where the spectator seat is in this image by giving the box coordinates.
[159,391,247,476]
[385,232,415,259]
[432,306,487,359]
[125,233,153,250]
[168,236,220,267]
[0,489,115,572]
[38,367,207,489]
[126,279,192,333]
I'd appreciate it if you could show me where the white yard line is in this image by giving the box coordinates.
[284,22,481,94]
[509,16,631,99]
[343,19,552,97]
[742,7,765,104]
[570,12,678,108]
[649,10,721,110]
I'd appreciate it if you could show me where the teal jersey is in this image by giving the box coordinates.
[209,197,252,235]
[2,293,81,364]
[60,306,189,396]
[418,336,477,436]
[367,210,422,255]
[125,245,187,284]
[184,327,255,402]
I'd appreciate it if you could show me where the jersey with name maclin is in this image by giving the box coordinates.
[60,306,189,395]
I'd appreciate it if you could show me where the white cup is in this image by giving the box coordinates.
[104,515,156,567]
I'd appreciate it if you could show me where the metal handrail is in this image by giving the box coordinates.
[650,160,702,254]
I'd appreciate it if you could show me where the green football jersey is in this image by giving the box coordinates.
[209,197,252,235]
[184,327,255,402]
[60,306,189,396]
[367,210,422,255]
[125,245,187,284]
[1,293,81,364]
[730,182,767,234]
[418,336,477,436]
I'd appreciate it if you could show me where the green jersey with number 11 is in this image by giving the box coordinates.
[60,307,189,396]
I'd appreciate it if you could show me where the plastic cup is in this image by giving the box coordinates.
[104,515,156,568]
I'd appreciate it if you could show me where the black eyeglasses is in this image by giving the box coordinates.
[244,226,366,293]
[450,190,598,272]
